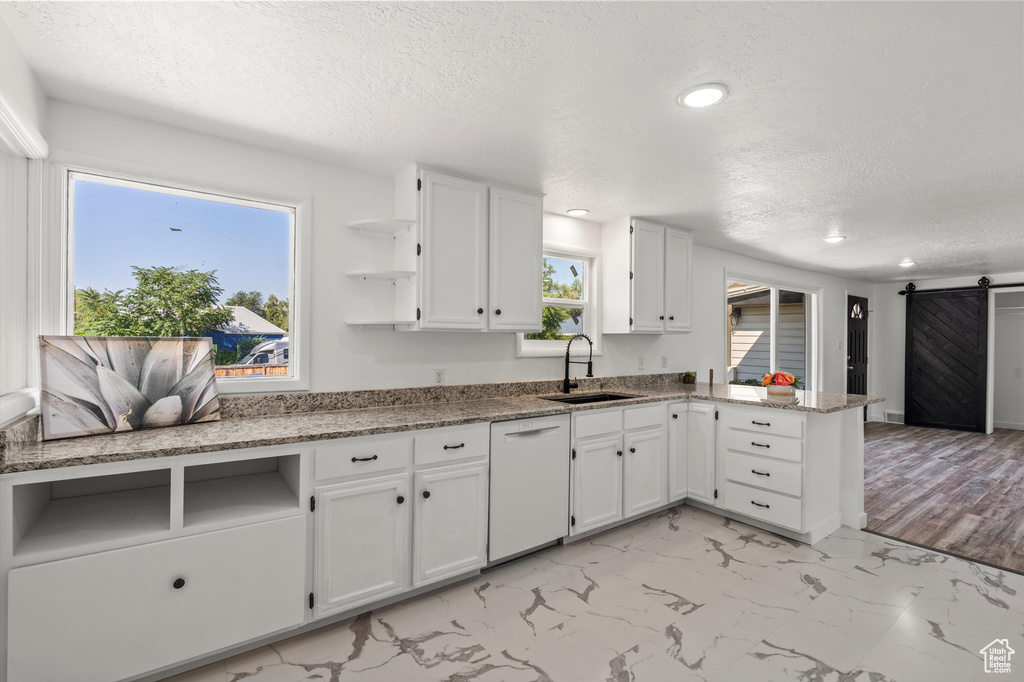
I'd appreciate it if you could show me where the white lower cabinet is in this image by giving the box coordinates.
[623,427,667,517]
[571,404,667,535]
[572,433,624,534]
[667,402,689,501]
[7,516,306,682]
[686,401,717,504]
[413,461,488,586]
[315,473,410,618]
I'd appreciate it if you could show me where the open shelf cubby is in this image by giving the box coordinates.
[13,470,172,557]
[183,455,301,527]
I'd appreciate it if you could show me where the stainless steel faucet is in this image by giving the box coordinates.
[563,333,594,393]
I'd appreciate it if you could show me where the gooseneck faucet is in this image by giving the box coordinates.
[563,333,594,393]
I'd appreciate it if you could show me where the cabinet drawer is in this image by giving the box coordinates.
[624,403,666,431]
[574,408,623,439]
[721,480,803,532]
[720,407,804,439]
[7,516,306,682]
[724,428,803,462]
[723,450,802,497]
[415,423,489,466]
[315,434,413,481]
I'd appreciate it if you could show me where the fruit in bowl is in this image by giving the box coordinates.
[762,372,804,394]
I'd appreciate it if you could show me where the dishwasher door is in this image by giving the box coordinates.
[488,414,571,563]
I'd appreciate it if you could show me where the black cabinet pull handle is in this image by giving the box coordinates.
[617,450,623,457]
[629,447,636,453]
[397,495,405,504]
[477,308,484,314]
[443,443,465,450]
[752,420,771,426]
[173,578,185,590]
[495,309,502,315]
[422,490,431,499]
[751,469,771,477]
[751,442,770,449]
[351,455,379,462]
[751,501,770,509]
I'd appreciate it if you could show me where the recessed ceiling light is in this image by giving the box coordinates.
[823,236,846,244]
[566,208,589,217]
[899,261,916,267]
[678,84,729,108]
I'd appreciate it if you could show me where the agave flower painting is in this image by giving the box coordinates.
[40,336,220,441]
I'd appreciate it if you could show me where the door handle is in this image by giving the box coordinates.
[751,469,771,477]
[751,501,770,509]
[443,443,465,450]
[750,442,771,449]
[351,455,378,462]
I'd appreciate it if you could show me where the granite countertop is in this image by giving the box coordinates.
[0,379,884,474]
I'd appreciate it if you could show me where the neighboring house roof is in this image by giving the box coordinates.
[218,306,286,335]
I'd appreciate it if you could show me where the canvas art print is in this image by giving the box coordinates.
[40,336,220,441]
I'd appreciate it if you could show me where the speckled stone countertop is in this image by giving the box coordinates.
[0,375,884,474]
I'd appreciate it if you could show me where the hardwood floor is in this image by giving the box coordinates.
[864,421,1024,573]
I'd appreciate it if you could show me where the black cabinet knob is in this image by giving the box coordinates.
[397,495,405,504]
[173,578,185,590]
[659,315,664,320]
[617,450,623,457]
[477,308,483,314]
[672,414,679,419]
[422,490,431,499]
[629,447,636,453]
[495,309,502,315]
[669,316,675,320]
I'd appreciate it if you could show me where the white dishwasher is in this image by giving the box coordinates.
[488,413,571,563]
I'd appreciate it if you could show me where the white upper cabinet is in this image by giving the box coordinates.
[664,227,693,332]
[419,170,489,330]
[601,217,693,334]
[488,186,543,331]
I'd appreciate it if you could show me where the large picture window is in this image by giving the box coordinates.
[68,171,297,383]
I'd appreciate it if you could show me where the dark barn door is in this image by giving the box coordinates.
[905,289,988,432]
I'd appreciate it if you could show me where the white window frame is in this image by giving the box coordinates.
[517,245,602,358]
[39,158,311,394]
[724,270,820,392]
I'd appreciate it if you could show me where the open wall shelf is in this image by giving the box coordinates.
[345,219,415,237]
[183,455,301,527]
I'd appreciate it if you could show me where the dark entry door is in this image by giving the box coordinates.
[905,289,988,432]
[847,296,868,397]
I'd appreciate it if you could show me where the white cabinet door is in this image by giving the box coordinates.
[572,434,623,534]
[630,219,666,332]
[488,186,543,331]
[623,427,668,518]
[687,402,717,504]
[667,402,689,501]
[7,517,306,682]
[413,461,488,587]
[664,228,692,332]
[315,473,410,618]
[419,170,488,330]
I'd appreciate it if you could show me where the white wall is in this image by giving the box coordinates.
[0,153,31,425]
[21,100,876,402]
[994,291,1024,430]
[869,271,1024,424]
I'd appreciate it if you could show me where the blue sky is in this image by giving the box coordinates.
[73,180,291,302]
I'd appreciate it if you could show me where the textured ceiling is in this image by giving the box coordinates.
[3,1,1022,282]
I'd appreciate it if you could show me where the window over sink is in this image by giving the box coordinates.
[516,249,601,357]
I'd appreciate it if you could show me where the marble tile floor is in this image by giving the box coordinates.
[166,505,1024,682]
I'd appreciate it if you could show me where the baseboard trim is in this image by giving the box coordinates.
[993,421,1024,431]
[841,511,868,530]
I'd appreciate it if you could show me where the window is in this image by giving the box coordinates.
[517,250,600,357]
[68,171,298,385]
[726,277,817,390]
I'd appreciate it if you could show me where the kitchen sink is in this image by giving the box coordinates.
[541,393,635,405]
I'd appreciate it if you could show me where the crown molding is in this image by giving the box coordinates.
[0,90,47,159]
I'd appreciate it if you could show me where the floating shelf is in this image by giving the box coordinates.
[345,270,416,283]
[345,320,417,330]
[345,218,415,237]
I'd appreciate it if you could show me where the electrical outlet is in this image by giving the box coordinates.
[662,355,668,369]
[638,356,645,371]
[433,368,444,385]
